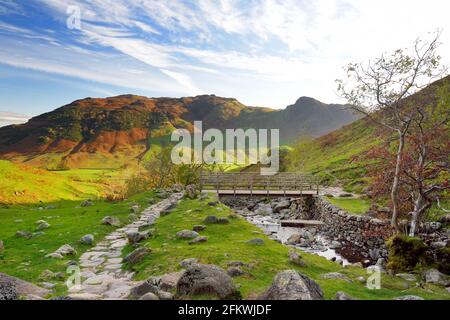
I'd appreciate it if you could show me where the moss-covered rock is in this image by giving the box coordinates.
[386,234,428,273]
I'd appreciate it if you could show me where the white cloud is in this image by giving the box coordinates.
[0,111,30,127]
[3,0,450,108]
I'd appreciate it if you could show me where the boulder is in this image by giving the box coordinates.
[431,241,447,250]
[334,291,355,300]
[394,295,424,300]
[204,216,219,224]
[129,281,159,298]
[151,271,185,292]
[246,238,264,246]
[286,234,302,245]
[101,216,121,227]
[255,204,273,216]
[259,270,324,300]
[139,292,159,300]
[217,217,230,224]
[227,267,244,277]
[176,264,239,299]
[126,231,150,244]
[45,253,64,259]
[55,244,77,256]
[176,230,199,240]
[423,268,450,286]
[124,247,151,266]
[185,185,199,199]
[329,241,342,250]
[80,234,94,246]
[189,236,208,245]
[320,272,352,283]
[158,291,174,300]
[439,214,450,225]
[0,273,51,299]
[0,240,4,253]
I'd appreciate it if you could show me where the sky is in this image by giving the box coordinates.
[0,0,449,126]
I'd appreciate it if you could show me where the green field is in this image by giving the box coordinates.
[0,191,159,296]
[326,197,371,215]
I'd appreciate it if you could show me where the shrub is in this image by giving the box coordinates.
[386,234,428,273]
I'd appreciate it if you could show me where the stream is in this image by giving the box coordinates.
[243,214,351,266]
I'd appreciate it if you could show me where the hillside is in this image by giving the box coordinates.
[0,95,358,169]
[288,75,450,193]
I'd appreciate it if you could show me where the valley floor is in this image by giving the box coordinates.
[0,190,449,300]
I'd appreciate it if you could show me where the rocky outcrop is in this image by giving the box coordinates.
[259,270,323,300]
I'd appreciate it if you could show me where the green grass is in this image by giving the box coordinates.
[124,197,449,300]
[0,191,160,297]
[326,197,371,215]
[0,160,101,204]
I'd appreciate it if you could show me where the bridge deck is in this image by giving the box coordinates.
[203,189,317,196]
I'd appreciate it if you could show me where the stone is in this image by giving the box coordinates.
[334,291,355,300]
[102,216,121,227]
[439,214,450,224]
[45,253,64,259]
[152,272,184,292]
[193,225,206,232]
[55,244,77,256]
[274,200,291,213]
[124,247,151,266]
[39,270,55,280]
[255,204,273,216]
[180,258,199,268]
[176,264,238,299]
[36,221,50,231]
[68,293,101,300]
[227,261,248,268]
[423,268,450,287]
[394,295,424,300]
[189,236,208,245]
[80,200,94,207]
[129,280,159,298]
[128,214,138,222]
[0,240,4,253]
[320,272,352,283]
[130,205,140,214]
[0,281,17,300]
[39,282,56,290]
[217,217,230,224]
[288,249,307,267]
[126,230,150,244]
[176,230,199,239]
[329,241,342,249]
[227,267,244,277]
[208,201,219,207]
[286,234,302,245]
[396,273,417,282]
[356,276,366,284]
[80,234,94,246]
[139,292,159,300]
[431,241,447,250]
[15,231,32,239]
[204,215,219,224]
[246,238,264,246]
[259,270,324,300]
[157,291,174,300]
[0,272,51,299]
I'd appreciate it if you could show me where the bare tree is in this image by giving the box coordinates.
[337,32,446,231]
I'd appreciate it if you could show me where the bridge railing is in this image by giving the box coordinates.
[200,172,320,195]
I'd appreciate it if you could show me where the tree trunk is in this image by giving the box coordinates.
[390,132,405,231]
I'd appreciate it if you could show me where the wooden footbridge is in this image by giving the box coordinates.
[200,172,320,197]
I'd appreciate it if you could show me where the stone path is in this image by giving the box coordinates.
[68,193,184,300]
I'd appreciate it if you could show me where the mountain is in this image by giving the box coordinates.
[0,94,358,169]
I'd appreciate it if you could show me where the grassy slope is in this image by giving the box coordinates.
[124,197,449,300]
[0,191,159,296]
[326,197,371,215]
[0,160,102,204]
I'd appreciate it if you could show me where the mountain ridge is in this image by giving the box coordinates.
[0,94,359,169]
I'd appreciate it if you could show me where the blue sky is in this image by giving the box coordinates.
[0,0,449,126]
